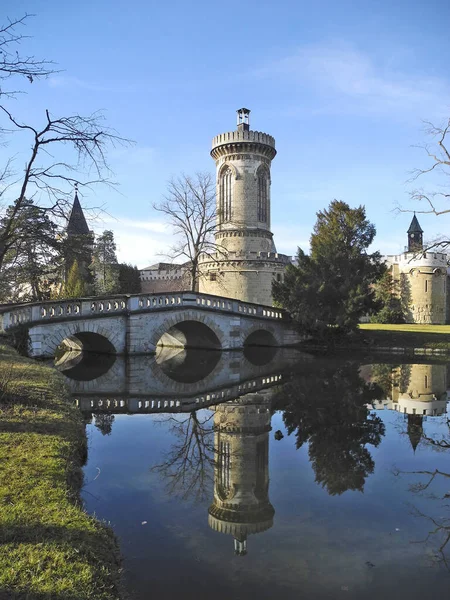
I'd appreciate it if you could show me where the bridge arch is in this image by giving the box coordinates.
[152,314,225,351]
[39,321,119,358]
[243,326,280,348]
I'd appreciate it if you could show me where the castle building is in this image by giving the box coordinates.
[208,392,275,555]
[199,109,290,306]
[368,363,448,452]
[140,262,190,294]
[384,215,449,324]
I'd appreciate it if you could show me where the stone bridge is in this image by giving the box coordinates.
[0,292,301,358]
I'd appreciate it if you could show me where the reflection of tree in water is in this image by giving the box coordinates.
[151,411,215,501]
[274,362,385,495]
[93,413,115,436]
[396,424,450,569]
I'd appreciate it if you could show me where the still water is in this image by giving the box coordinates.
[58,348,450,599]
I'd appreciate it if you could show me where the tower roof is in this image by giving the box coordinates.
[407,214,423,234]
[406,413,423,452]
[67,191,90,235]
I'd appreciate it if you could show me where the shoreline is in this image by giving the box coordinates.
[0,342,124,600]
[295,323,450,356]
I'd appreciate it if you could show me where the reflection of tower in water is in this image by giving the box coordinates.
[208,392,274,555]
[371,363,448,451]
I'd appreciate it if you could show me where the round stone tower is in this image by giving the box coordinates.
[208,392,274,555]
[389,215,448,324]
[199,108,290,306]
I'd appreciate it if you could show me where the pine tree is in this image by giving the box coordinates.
[273,201,385,334]
[64,260,85,298]
[91,230,119,295]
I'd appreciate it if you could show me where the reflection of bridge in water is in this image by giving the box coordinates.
[59,348,305,415]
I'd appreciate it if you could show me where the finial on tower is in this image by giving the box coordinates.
[237,108,250,131]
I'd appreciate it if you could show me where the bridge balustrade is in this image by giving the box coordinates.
[0,291,286,333]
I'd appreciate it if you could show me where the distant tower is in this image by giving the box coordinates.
[407,214,423,252]
[67,187,90,237]
[199,109,290,306]
[208,393,275,555]
[387,215,448,324]
[371,363,448,451]
[64,187,94,285]
[394,363,448,452]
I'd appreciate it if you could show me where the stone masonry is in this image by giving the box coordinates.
[199,108,290,305]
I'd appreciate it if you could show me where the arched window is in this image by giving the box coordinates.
[257,168,268,222]
[219,167,233,222]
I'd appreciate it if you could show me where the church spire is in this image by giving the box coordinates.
[66,186,90,236]
[407,214,423,252]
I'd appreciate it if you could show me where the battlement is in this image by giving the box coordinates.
[212,130,275,150]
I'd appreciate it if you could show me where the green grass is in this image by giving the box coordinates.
[358,323,450,350]
[0,343,124,600]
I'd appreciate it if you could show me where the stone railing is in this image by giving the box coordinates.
[74,373,284,414]
[0,291,286,332]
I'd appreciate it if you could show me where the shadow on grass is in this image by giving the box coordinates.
[0,591,85,600]
[0,523,116,549]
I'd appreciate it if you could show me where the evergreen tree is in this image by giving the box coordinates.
[64,260,85,298]
[118,263,141,294]
[273,201,385,334]
[371,267,407,324]
[0,199,61,302]
[91,230,119,295]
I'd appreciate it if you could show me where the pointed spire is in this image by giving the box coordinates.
[407,213,423,234]
[406,413,423,453]
[66,185,90,236]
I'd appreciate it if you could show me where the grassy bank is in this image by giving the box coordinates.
[0,343,123,600]
[358,323,450,351]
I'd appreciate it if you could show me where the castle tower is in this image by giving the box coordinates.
[199,109,290,306]
[67,188,90,237]
[370,363,448,451]
[387,215,448,324]
[407,214,423,252]
[64,187,94,287]
[208,392,275,555]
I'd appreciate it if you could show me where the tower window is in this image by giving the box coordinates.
[219,441,231,492]
[257,170,268,222]
[425,280,428,293]
[220,167,233,222]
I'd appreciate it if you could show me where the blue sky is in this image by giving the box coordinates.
[2,0,450,267]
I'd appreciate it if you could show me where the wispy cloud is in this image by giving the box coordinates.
[254,43,450,119]
[92,216,172,267]
[48,75,122,93]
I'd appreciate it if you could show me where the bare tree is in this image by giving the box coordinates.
[0,14,55,98]
[151,410,216,501]
[0,15,130,287]
[0,107,127,273]
[396,119,450,228]
[394,422,450,569]
[153,172,221,292]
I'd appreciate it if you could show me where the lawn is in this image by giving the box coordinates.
[358,323,450,350]
[0,343,123,600]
